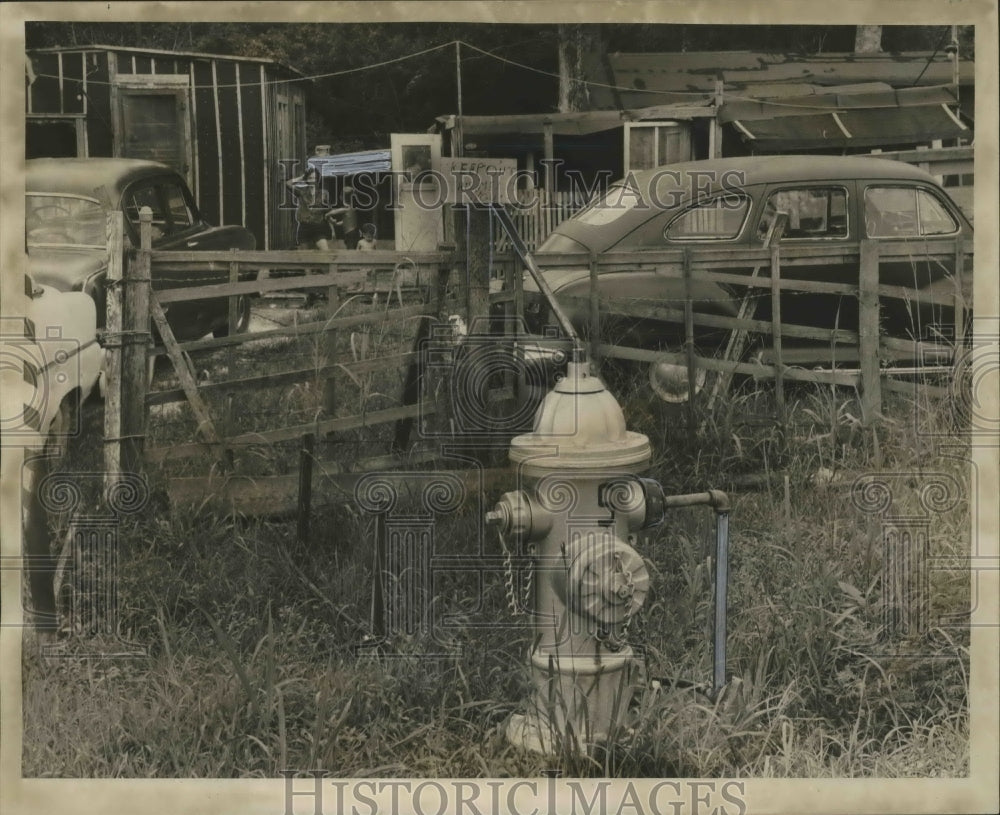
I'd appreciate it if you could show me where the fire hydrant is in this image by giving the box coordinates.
[486,356,665,754]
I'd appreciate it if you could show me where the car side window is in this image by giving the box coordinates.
[162,182,196,232]
[864,186,958,238]
[123,180,196,242]
[663,194,750,241]
[123,184,165,240]
[757,187,848,241]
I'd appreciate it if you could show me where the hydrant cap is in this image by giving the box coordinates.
[509,361,650,470]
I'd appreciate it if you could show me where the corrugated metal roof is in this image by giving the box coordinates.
[589,50,975,110]
[718,84,960,122]
[308,149,392,177]
[726,104,968,150]
[718,84,968,149]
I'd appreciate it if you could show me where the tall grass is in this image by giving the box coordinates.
[21,363,970,777]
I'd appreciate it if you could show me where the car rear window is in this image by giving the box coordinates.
[663,194,750,241]
[571,182,644,227]
[864,186,959,238]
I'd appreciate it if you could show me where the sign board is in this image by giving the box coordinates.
[431,157,518,205]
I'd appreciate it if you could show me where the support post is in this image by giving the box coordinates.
[710,80,724,159]
[953,241,967,352]
[859,240,883,425]
[713,506,730,697]
[296,433,314,544]
[227,254,240,338]
[465,206,492,334]
[543,123,555,198]
[103,210,125,494]
[769,242,785,418]
[120,208,153,475]
[683,249,697,424]
[324,266,340,417]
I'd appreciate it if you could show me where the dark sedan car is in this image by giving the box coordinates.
[525,155,972,397]
[26,158,257,341]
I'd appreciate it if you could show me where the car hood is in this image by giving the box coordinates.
[27,246,106,291]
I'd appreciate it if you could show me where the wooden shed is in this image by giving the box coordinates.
[26,45,309,249]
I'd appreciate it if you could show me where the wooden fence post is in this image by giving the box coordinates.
[323,265,340,418]
[769,242,785,418]
[953,241,967,351]
[103,210,125,494]
[466,206,492,334]
[859,240,883,424]
[296,433,315,544]
[683,248,697,425]
[227,252,240,336]
[120,207,152,475]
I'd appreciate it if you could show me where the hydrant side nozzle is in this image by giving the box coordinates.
[639,477,667,530]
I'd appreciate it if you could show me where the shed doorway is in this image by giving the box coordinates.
[115,76,193,187]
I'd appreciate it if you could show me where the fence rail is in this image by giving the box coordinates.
[489,235,972,423]
[102,207,972,517]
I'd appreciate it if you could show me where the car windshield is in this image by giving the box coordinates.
[26,194,107,248]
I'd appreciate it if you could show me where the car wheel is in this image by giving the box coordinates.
[213,295,251,338]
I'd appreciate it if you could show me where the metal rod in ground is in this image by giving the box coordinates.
[296,433,315,544]
[713,510,730,697]
[371,512,386,637]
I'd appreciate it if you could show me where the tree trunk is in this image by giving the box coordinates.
[854,25,883,54]
[558,24,601,112]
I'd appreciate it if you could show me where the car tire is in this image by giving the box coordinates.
[44,393,77,464]
[212,295,251,338]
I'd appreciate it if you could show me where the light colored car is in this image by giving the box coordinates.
[2,276,103,628]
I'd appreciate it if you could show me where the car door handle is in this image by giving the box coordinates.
[186,240,200,247]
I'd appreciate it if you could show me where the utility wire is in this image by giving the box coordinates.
[28,35,963,109]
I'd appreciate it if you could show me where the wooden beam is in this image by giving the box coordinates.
[858,240,883,425]
[120,208,152,474]
[148,352,419,406]
[146,401,437,463]
[543,123,554,197]
[103,210,125,494]
[148,295,229,467]
[150,303,436,355]
[597,343,860,387]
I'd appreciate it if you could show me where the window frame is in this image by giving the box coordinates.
[120,174,201,246]
[755,184,851,243]
[863,184,961,240]
[661,192,753,243]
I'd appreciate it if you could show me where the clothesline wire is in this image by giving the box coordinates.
[30,37,960,111]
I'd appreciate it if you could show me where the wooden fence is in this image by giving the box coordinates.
[103,208,972,516]
[103,208,462,518]
[489,236,972,423]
